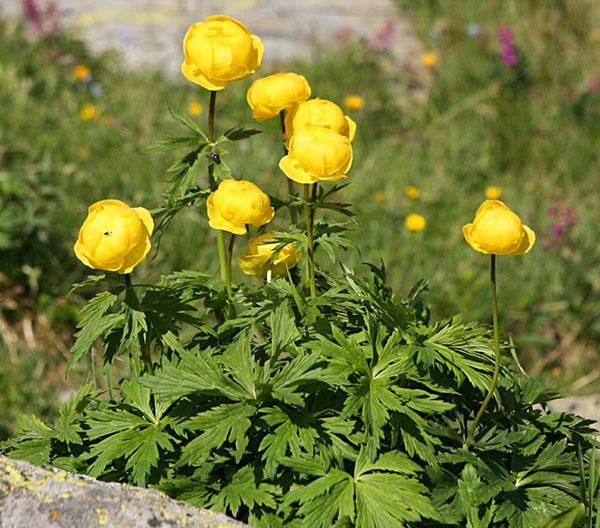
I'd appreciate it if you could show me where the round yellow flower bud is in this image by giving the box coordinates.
[404,213,426,231]
[279,128,353,184]
[463,200,535,255]
[181,15,264,91]
[207,180,274,235]
[343,94,364,111]
[485,185,502,200]
[247,73,311,121]
[284,99,357,144]
[74,200,154,274]
[238,233,303,278]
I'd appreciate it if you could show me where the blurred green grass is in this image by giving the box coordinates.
[0,0,599,436]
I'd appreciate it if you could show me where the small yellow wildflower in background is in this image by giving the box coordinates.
[343,94,364,111]
[485,185,502,199]
[80,103,100,121]
[421,52,438,68]
[405,213,426,231]
[373,191,385,202]
[551,367,563,378]
[102,115,115,125]
[188,101,203,117]
[404,185,420,199]
[73,64,91,81]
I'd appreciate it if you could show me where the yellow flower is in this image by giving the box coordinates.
[279,128,353,184]
[421,52,438,68]
[373,191,385,202]
[463,200,535,255]
[239,233,303,278]
[485,186,502,200]
[74,200,154,274]
[188,101,203,117]
[73,64,91,81]
[404,213,426,231]
[343,94,364,111]
[404,185,420,199]
[80,103,100,121]
[284,98,356,145]
[247,72,311,121]
[207,180,274,235]
[551,367,563,378]
[181,15,264,91]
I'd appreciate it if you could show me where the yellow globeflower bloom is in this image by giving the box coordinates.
[284,99,356,145]
[463,200,535,255]
[80,103,100,121]
[188,101,203,117]
[247,72,311,121]
[404,185,420,199]
[404,213,426,231]
[74,200,154,274]
[373,191,385,202]
[181,15,264,91]
[207,180,274,235]
[279,128,353,184]
[485,185,502,199]
[343,94,364,111]
[239,233,303,278]
[421,52,438,68]
[73,64,91,81]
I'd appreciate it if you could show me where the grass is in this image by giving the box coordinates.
[0,0,599,436]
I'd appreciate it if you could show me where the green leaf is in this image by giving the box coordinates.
[536,503,585,528]
[68,290,122,369]
[208,465,276,517]
[221,126,262,141]
[180,403,255,466]
[168,107,208,139]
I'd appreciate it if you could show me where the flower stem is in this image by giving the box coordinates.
[304,183,318,298]
[280,110,297,224]
[467,254,501,444]
[123,273,153,374]
[205,89,231,310]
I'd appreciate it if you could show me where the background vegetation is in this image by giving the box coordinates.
[0,0,598,438]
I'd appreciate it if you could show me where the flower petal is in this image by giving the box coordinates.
[279,155,319,184]
[513,225,536,255]
[207,194,247,235]
[181,60,229,91]
[345,116,357,142]
[132,207,154,236]
[88,199,128,214]
[463,222,490,254]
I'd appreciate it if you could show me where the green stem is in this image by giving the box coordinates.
[123,273,153,374]
[280,110,298,224]
[304,183,318,298]
[205,89,230,310]
[467,254,501,444]
[105,364,115,400]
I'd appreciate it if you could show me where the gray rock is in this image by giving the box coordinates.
[549,395,600,429]
[0,455,244,528]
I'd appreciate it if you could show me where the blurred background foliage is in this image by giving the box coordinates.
[0,0,598,438]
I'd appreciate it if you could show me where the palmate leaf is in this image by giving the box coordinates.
[53,382,93,445]
[84,401,176,486]
[179,402,255,466]
[288,450,435,528]
[140,347,248,401]
[68,290,122,369]
[208,465,277,517]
